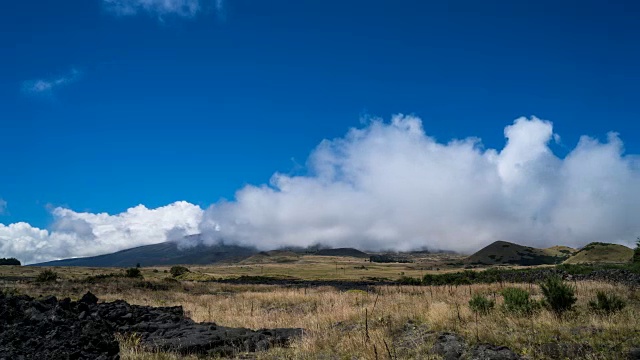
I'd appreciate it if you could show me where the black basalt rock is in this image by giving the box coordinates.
[0,291,303,359]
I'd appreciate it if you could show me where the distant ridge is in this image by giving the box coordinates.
[466,240,571,266]
[314,248,369,258]
[31,235,257,267]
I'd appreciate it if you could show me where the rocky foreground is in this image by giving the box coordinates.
[0,291,302,359]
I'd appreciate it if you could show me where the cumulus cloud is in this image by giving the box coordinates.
[0,201,202,264]
[103,0,222,18]
[21,69,81,96]
[197,116,640,253]
[2,115,640,264]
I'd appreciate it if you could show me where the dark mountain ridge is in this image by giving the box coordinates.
[32,236,257,267]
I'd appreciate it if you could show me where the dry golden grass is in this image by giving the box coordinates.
[2,262,639,359]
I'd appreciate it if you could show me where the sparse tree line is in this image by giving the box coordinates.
[0,258,21,266]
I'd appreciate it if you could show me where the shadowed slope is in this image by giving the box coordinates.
[32,236,257,267]
[466,241,570,266]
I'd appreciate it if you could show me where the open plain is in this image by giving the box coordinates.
[1,252,639,359]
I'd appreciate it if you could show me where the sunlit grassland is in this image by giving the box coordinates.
[1,258,638,359]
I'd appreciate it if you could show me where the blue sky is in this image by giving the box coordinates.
[2,0,640,262]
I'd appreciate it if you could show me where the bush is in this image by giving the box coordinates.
[124,268,142,278]
[35,269,58,283]
[539,276,576,316]
[170,266,190,278]
[589,291,626,315]
[634,237,640,264]
[422,274,437,285]
[502,287,539,315]
[81,273,121,283]
[469,294,495,315]
[398,276,421,285]
[134,281,170,291]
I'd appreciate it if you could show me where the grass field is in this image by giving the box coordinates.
[1,257,639,359]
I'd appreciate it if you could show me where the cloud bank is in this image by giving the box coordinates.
[21,69,81,96]
[2,116,640,264]
[0,202,202,264]
[103,0,221,18]
[198,116,640,252]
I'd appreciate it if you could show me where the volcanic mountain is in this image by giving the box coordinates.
[32,235,257,267]
[466,240,574,266]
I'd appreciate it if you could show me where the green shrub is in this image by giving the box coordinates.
[170,266,190,278]
[422,274,438,285]
[35,269,58,283]
[398,276,421,285]
[589,291,626,315]
[81,273,121,283]
[134,281,170,291]
[124,268,142,278]
[502,287,539,315]
[469,294,495,315]
[539,276,576,316]
[633,237,640,264]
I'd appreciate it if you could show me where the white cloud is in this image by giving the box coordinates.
[21,69,81,96]
[198,116,640,253]
[103,0,222,18]
[0,199,6,215]
[2,115,640,264]
[0,201,202,264]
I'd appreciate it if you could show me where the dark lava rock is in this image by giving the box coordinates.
[80,291,98,305]
[431,332,522,360]
[629,347,640,360]
[0,292,119,360]
[431,333,467,360]
[0,291,303,359]
[469,344,521,360]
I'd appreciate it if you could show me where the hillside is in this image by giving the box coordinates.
[544,245,577,257]
[564,242,633,264]
[314,248,369,258]
[32,237,257,267]
[466,241,570,266]
[240,250,301,264]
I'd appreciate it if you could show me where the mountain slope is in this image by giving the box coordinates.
[314,248,369,258]
[466,241,570,266]
[32,237,257,267]
[240,250,302,264]
[564,242,633,264]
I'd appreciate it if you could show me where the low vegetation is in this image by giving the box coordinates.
[589,291,627,315]
[539,275,577,316]
[468,293,495,315]
[501,287,540,315]
[169,266,190,277]
[125,268,143,278]
[35,269,58,283]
